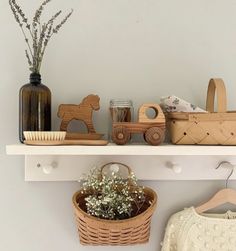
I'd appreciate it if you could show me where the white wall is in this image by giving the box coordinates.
[1,0,236,250]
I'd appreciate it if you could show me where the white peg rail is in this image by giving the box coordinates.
[6,144,236,181]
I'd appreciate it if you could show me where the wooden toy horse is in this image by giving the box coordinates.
[58,94,100,134]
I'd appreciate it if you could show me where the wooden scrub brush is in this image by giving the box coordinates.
[23,131,108,146]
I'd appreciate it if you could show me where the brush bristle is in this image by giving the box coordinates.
[23,131,66,141]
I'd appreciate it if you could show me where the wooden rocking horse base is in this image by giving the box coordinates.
[65,133,104,140]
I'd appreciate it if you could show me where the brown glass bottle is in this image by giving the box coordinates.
[19,73,51,143]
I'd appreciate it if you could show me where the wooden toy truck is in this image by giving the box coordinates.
[112,104,166,145]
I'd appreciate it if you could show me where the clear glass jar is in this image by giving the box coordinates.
[109,99,133,141]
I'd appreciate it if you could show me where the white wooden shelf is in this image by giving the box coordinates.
[6,144,236,181]
[6,143,236,156]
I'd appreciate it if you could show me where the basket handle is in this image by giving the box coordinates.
[206,78,227,113]
[100,162,133,181]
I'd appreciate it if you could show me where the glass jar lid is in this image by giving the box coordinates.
[110,99,133,108]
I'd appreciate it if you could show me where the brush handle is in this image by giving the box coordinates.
[24,139,108,146]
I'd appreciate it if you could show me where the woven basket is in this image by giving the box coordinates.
[168,78,236,145]
[72,162,157,246]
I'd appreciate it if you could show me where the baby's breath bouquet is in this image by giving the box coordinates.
[79,163,146,220]
[9,0,73,74]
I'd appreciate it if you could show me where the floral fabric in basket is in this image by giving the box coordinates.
[160,95,207,113]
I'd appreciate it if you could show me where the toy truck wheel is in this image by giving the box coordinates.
[112,126,130,145]
[144,127,164,146]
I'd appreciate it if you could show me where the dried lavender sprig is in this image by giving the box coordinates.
[31,1,52,71]
[11,0,27,22]
[43,10,62,46]
[35,23,47,73]
[9,0,22,26]
[48,10,62,25]
[10,0,33,38]
[32,27,38,72]
[39,9,73,70]
[33,0,51,26]
[9,0,33,58]
[32,0,51,59]
[32,0,53,72]
[38,10,72,73]
[25,50,32,65]
[37,10,62,71]
[53,9,73,34]
[21,28,33,57]
[9,0,73,74]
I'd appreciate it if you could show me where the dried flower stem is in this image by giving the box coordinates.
[25,50,32,66]
[20,26,33,57]
[9,0,73,74]
[9,0,33,57]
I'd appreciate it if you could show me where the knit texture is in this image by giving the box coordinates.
[161,207,236,251]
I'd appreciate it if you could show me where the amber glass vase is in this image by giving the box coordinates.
[19,73,51,143]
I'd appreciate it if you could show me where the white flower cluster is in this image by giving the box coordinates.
[80,166,146,220]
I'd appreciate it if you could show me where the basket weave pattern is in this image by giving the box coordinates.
[169,120,236,145]
[168,78,236,145]
[72,186,157,245]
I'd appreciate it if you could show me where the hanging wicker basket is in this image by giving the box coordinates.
[72,162,157,246]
